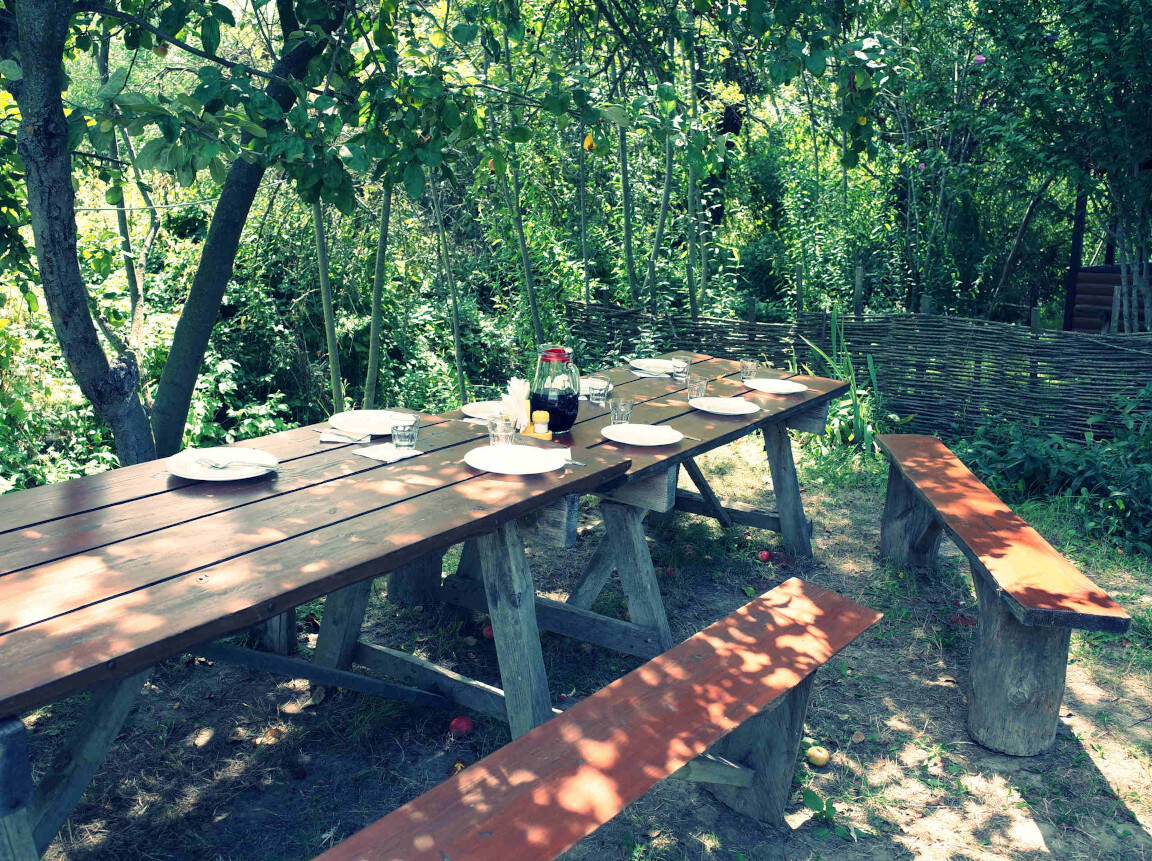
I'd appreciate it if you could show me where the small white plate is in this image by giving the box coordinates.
[629,358,678,376]
[329,410,415,436]
[745,378,809,395]
[601,423,684,447]
[461,400,504,420]
[167,446,279,481]
[689,397,760,416]
[579,378,614,397]
[464,444,570,475]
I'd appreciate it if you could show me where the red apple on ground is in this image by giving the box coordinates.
[448,715,474,737]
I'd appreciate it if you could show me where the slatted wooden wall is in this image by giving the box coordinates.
[567,301,1152,439]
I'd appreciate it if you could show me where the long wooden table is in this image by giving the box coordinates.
[0,416,631,859]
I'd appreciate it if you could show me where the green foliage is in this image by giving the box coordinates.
[954,385,1152,552]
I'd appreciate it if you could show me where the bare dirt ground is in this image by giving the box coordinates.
[27,435,1152,860]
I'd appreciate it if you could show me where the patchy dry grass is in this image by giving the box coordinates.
[25,434,1152,859]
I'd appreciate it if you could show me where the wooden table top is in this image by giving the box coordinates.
[553,351,847,487]
[0,417,631,718]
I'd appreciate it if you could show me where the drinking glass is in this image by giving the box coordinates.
[687,375,709,399]
[608,398,634,424]
[670,359,689,382]
[739,359,760,381]
[487,415,517,446]
[390,417,419,449]
[585,376,611,405]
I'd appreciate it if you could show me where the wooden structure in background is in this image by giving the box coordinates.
[568,301,1152,440]
[876,434,1130,756]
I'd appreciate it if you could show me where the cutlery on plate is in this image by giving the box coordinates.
[196,457,277,473]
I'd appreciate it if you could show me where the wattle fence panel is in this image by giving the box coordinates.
[566,301,1152,439]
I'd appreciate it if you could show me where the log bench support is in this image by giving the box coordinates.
[0,669,152,861]
[876,433,1131,757]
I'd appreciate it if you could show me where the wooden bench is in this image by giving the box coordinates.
[876,434,1132,756]
[315,578,881,861]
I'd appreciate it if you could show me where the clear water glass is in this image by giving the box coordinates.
[586,376,611,405]
[687,375,709,399]
[670,359,689,382]
[740,359,760,381]
[390,417,419,449]
[608,398,634,424]
[487,415,517,446]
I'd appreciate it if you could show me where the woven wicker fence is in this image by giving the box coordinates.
[566,301,1152,439]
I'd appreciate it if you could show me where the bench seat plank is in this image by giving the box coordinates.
[316,577,881,861]
[876,434,1130,632]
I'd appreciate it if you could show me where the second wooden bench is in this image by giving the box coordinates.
[877,433,1131,756]
[316,577,881,861]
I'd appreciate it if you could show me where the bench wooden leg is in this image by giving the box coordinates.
[967,565,1070,756]
[475,522,554,738]
[0,719,37,861]
[763,424,813,558]
[705,672,815,824]
[878,462,942,571]
[386,549,446,606]
[256,610,297,655]
[27,670,150,854]
[599,501,674,651]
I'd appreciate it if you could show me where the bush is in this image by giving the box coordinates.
[953,385,1152,552]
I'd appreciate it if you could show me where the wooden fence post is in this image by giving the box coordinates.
[853,265,864,318]
[793,263,804,316]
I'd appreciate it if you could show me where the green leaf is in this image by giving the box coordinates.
[802,789,825,813]
[105,185,123,205]
[599,104,629,127]
[0,60,22,82]
[97,67,129,98]
[451,23,478,44]
[403,161,424,199]
[806,51,828,76]
[134,138,166,170]
[202,16,221,57]
[429,29,447,49]
[504,125,532,143]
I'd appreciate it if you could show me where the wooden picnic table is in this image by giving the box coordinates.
[0,415,630,859]
[437,351,847,662]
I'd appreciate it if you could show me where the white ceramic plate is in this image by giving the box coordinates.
[461,400,504,420]
[629,358,679,376]
[329,410,415,436]
[601,423,684,447]
[745,378,809,395]
[689,397,761,416]
[167,446,279,481]
[579,378,614,396]
[464,444,570,475]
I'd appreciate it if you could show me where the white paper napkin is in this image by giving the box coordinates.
[319,429,371,443]
[353,443,424,463]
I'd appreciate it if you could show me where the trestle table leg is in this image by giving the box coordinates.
[763,423,813,558]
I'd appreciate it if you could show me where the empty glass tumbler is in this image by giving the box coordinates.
[390,417,419,449]
[608,398,634,424]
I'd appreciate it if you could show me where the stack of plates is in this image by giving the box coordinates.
[328,410,417,436]
[744,378,808,395]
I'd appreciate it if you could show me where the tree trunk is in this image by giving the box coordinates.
[363,181,392,408]
[641,132,673,309]
[149,0,338,455]
[431,182,468,403]
[12,0,156,465]
[312,201,343,410]
[1062,185,1087,331]
[578,124,591,304]
[618,122,639,306]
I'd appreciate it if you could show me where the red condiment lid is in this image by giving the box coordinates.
[538,345,571,363]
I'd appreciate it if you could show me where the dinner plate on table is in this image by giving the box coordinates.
[461,400,504,420]
[329,409,415,436]
[629,358,679,376]
[600,423,684,447]
[744,378,809,395]
[464,444,570,475]
[167,446,279,481]
[689,397,760,416]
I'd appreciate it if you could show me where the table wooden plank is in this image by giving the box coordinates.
[0,421,483,577]
[0,452,631,718]
[0,432,603,638]
[0,415,440,536]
